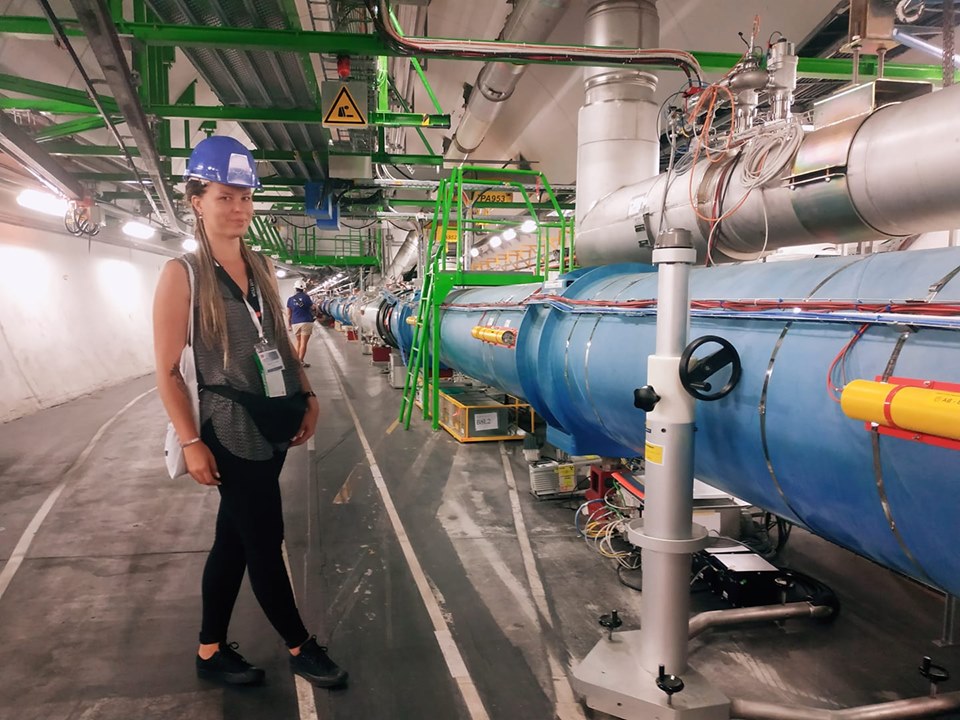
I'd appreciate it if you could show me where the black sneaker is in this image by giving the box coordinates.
[196,642,265,685]
[290,637,348,688]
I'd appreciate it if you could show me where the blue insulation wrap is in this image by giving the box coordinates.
[327,297,355,326]
[439,284,535,398]
[388,291,418,357]
[436,248,960,596]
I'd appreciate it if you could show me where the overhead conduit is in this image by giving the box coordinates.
[364,0,702,83]
[445,0,573,164]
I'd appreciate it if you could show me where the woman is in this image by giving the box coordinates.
[153,135,347,688]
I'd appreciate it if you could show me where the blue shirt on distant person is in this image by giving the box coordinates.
[287,291,314,324]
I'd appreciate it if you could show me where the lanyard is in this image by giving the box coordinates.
[214,261,265,342]
[242,292,265,342]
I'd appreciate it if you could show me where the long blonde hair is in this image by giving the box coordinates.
[186,179,288,367]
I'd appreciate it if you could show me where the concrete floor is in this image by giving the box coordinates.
[0,326,958,720]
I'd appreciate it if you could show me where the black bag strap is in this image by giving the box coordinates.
[203,384,255,405]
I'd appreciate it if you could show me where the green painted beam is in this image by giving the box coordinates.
[383,199,575,211]
[100,190,303,203]
[0,72,118,111]
[435,270,544,287]
[120,21,388,55]
[3,15,955,81]
[148,105,448,127]
[371,112,449,128]
[34,116,109,141]
[76,171,312,186]
[0,97,449,128]
[43,141,324,163]
[0,99,98,114]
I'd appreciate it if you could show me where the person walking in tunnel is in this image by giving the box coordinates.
[286,279,315,368]
[152,135,347,689]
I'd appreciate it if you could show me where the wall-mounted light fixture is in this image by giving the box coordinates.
[121,220,156,240]
[17,189,69,217]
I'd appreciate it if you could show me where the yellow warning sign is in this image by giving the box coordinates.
[644,441,664,465]
[322,83,367,128]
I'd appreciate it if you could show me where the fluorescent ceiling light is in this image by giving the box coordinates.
[17,189,69,217]
[181,237,198,252]
[520,219,537,234]
[489,235,502,248]
[276,269,287,278]
[469,247,480,257]
[502,228,517,241]
[122,220,156,239]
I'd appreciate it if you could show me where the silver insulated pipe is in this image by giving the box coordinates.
[575,0,660,233]
[576,81,960,265]
[445,0,572,163]
[382,229,420,282]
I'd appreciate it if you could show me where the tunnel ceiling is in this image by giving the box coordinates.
[0,0,955,233]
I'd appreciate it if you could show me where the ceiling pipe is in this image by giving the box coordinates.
[364,0,702,84]
[892,26,960,65]
[446,0,572,164]
[66,0,189,236]
[382,228,420,281]
[576,1,661,232]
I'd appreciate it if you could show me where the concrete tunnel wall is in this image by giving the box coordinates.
[0,215,167,422]
[0,195,307,424]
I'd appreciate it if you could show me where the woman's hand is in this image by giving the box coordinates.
[185,442,221,486]
[289,396,319,447]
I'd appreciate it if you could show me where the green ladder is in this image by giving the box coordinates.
[398,165,574,431]
[398,184,451,430]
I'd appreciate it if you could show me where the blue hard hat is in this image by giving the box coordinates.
[184,135,261,189]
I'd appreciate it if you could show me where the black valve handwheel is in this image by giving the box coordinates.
[679,335,742,401]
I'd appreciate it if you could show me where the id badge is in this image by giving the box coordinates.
[254,341,287,398]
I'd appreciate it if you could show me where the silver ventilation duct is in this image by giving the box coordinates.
[446,0,572,163]
[575,1,661,235]
[383,229,420,282]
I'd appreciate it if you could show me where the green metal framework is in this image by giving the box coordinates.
[248,214,380,267]
[1,15,955,81]
[398,166,572,431]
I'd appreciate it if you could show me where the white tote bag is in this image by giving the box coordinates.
[164,259,201,479]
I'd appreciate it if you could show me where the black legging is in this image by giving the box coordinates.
[198,424,309,648]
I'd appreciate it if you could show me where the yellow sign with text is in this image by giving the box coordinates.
[474,190,514,205]
[644,441,664,465]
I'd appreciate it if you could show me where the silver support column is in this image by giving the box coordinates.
[572,229,728,719]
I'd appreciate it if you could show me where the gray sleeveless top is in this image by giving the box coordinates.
[181,253,302,461]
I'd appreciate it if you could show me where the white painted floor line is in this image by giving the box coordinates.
[499,443,586,720]
[322,334,491,720]
[282,543,321,720]
[0,387,155,603]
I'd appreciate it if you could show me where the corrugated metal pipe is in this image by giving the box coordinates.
[364,0,701,82]
[383,228,420,282]
[575,0,661,232]
[446,0,572,164]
